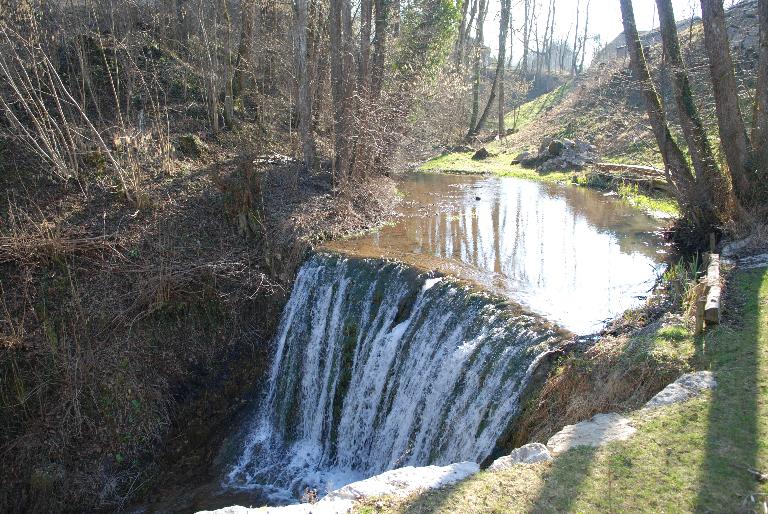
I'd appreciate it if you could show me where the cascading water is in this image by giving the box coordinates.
[226,253,566,500]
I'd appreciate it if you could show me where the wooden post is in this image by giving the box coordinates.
[695,296,706,335]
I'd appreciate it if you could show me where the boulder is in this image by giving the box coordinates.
[546,413,636,455]
[488,443,552,471]
[644,371,716,409]
[472,147,491,160]
[547,139,565,157]
[512,151,534,164]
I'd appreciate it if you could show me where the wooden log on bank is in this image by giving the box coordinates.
[704,253,721,324]
[590,163,673,193]
[594,162,666,177]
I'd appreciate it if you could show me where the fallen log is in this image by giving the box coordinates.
[594,162,666,177]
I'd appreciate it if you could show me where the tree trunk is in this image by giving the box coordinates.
[234,0,255,97]
[619,0,699,221]
[221,0,234,128]
[329,0,346,178]
[578,0,590,74]
[455,0,471,69]
[700,0,756,205]
[754,0,768,180]
[498,0,511,137]
[468,0,488,133]
[656,0,727,219]
[521,0,530,77]
[371,0,388,100]
[295,0,315,169]
[571,0,580,75]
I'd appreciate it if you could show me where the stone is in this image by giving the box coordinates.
[644,371,717,409]
[472,147,490,160]
[740,253,768,270]
[562,138,575,148]
[513,151,534,164]
[198,462,479,514]
[488,443,552,471]
[326,462,479,501]
[547,140,565,157]
[546,413,636,455]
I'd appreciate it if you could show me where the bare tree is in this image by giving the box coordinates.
[571,0,581,75]
[656,0,727,218]
[700,0,757,205]
[295,0,315,169]
[498,0,512,137]
[468,0,488,133]
[755,0,768,178]
[619,0,701,224]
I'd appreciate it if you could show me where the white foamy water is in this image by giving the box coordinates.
[226,254,563,500]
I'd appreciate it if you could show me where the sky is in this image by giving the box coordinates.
[481,0,731,64]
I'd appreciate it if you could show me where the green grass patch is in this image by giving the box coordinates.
[617,182,680,217]
[420,151,572,183]
[504,82,573,131]
[355,266,768,513]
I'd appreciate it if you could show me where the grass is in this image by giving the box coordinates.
[617,182,680,217]
[354,265,768,513]
[504,82,573,131]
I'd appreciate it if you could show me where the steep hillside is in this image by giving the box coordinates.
[423,0,760,214]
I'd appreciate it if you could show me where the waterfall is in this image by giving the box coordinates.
[227,253,565,499]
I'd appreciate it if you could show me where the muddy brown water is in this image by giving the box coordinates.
[325,172,669,334]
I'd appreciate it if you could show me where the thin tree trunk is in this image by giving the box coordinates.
[456,0,471,69]
[578,0,590,73]
[234,0,255,97]
[571,0,580,75]
[498,0,511,137]
[371,0,388,99]
[521,0,530,77]
[656,0,727,218]
[468,0,488,133]
[619,0,699,221]
[546,0,556,76]
[753,0,768,179]
[700,0,756,204]
[329,0,345,178]
[221,0,234,127]
[295,0,315,169]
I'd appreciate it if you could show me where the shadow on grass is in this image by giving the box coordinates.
[694,267,767,510]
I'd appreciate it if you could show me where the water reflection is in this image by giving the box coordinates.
[326,173,668,334]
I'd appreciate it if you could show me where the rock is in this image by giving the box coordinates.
[198,463,479,514]
[547,140,565,157]
[471,147,490,160]
[546,413,636,455]
[326,462,479,501]
[739,253,768,269]
[513,151,534,164]
[488,443,552,471]
[562,138,575,148]
[645,371,717,409]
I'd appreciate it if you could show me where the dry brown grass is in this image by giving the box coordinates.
[511,312,696,447]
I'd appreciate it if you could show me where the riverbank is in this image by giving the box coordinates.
[354,262,768,513]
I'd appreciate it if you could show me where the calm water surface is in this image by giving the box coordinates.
[325,172,669,334]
